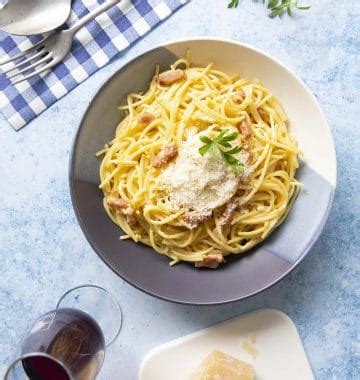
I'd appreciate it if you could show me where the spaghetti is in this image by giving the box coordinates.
[98,57,300,268]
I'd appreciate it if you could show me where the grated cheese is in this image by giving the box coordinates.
[161,132,250,213]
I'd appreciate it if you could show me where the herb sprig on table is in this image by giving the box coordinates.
[228,0,310,18]
[199,130,244,174]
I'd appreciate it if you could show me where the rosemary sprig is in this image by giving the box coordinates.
[228,0,310,17]
[199,130,244,174]
[228,0,239,7]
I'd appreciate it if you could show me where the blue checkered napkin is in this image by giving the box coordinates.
[0,0,188,130]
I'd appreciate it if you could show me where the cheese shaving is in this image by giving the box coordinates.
[161,132,249,213]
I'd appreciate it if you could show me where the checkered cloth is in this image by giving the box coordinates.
[0,0,188,130]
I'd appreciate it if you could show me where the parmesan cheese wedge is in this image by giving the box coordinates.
[190,349,254,380]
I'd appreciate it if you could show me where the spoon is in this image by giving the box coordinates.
[0,0,72,36]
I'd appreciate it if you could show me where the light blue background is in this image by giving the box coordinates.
[0,0,359,378]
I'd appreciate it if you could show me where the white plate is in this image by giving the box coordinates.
[140,309,314,380]
[72,38,336,305]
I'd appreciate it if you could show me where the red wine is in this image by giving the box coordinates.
[23,356,70,380]
[21,308,105,380]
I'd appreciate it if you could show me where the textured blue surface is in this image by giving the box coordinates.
[0,0,359,378]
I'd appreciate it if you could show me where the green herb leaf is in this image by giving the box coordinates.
[287,3,292,16]
[227,0,239,8]
[223,154,238,165]
[233,163,245,174]
[268,0,279,8]
[199,129,245,174]
[221,132,238,142]
[228,0,310,18]
[269,9,279,17]
[217,141,232,148]
[216,129,228,142]
[199,135,213,144]
[226,146,242,154]
[199,144,211,156]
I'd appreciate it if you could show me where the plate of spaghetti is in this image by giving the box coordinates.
[70,39,336,304]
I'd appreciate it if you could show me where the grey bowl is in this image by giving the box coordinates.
[69,39,336,305]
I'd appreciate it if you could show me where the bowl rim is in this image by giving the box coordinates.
[69,37,337,305]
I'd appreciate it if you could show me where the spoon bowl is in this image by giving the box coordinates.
[0,0,72,36]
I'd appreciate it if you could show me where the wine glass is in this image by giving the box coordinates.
[5,285,122,380]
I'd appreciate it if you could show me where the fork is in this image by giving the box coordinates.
[0,0,121,85]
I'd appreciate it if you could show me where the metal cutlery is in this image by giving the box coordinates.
[0,0,121,85]
[0,0,72,36]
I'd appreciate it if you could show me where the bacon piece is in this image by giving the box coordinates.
[237,121,252,139]
[183,210,212,228]
[125,212,138,228]
[236,189,246,197]
[233,89,245,103]
[106,197,137,227]
[239,176,250,185]
[138,112,155,126]
[152,143,178,168]
[121,205,136,216]
[246,151,254,164]
[219,198,238,226]
[157,69,186,86]
[195,253,224,269]
[106,197,128,210]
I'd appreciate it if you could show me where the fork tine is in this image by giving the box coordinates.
[7,54,53,80]
[0,40,45,66]
[2,50,47,75]
[11,61,55,85]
